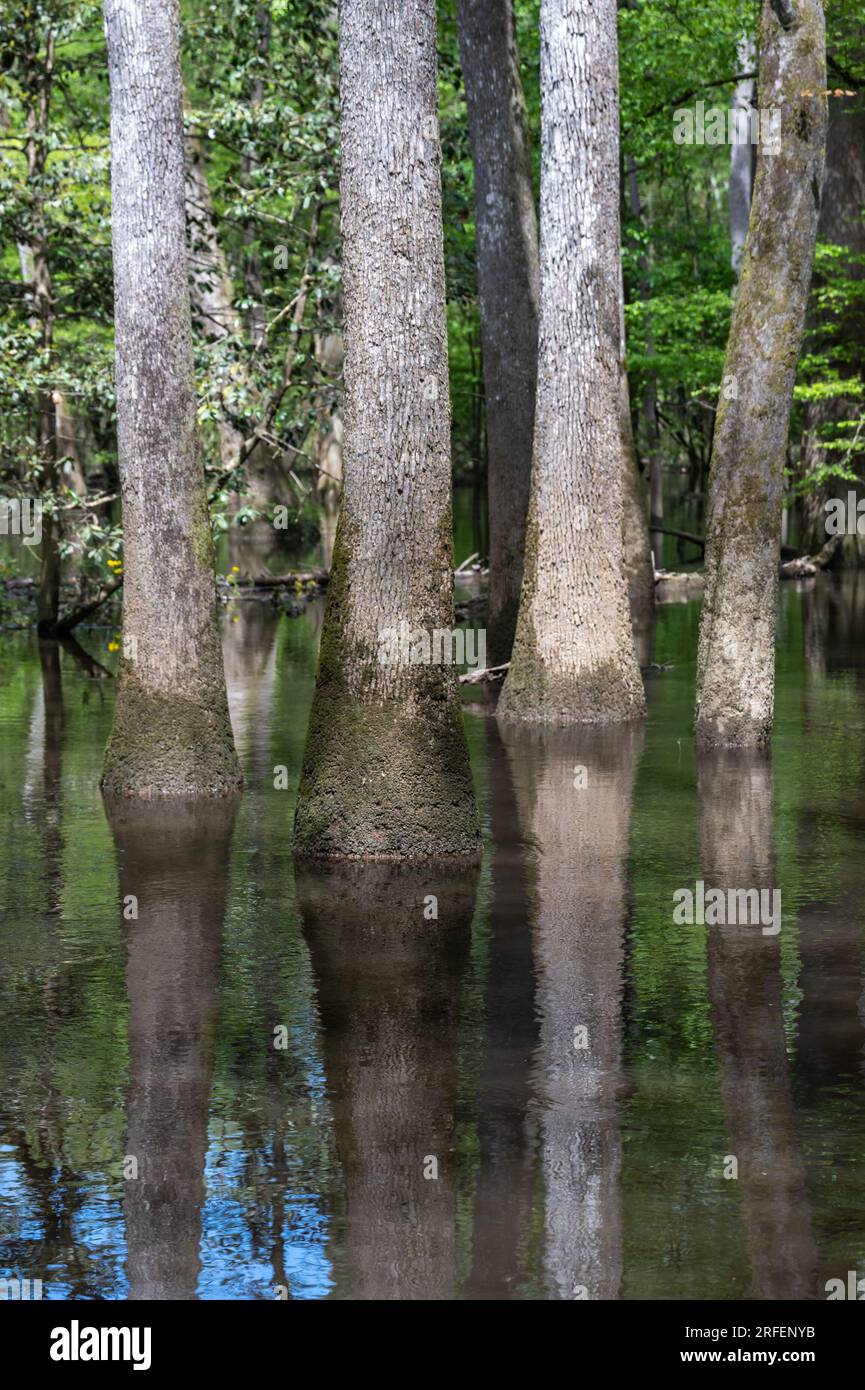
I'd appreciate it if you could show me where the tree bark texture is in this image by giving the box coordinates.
[695,0,827,748]
[456,0,539,665]
[102,0,241,797]
[497,0,644,725]
[293,0,480,858]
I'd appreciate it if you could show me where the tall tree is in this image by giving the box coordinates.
[456,0,539,665]
[497,0,644,724]
[695,0,827,748]
[293,0,479,858]
[101,0,241,797]
[729,35,756,279]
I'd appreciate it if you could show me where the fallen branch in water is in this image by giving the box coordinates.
[46,577,124,637]
[459,662,509,684]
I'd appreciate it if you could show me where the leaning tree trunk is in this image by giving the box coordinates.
[694,0,826,748]
[497,0,644,725]
[102,0,241,797]
[292,0,479,858]
[456,0,539,665]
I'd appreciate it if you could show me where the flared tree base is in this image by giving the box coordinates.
[101,680,242,799]
[497,650,645,725]
[293,694,481,860]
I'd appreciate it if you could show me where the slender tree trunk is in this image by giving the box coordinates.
[619,266,655,628]
[184,124,246,474]
[497,0,644,725]
[729,35,756,278]
[102,0,241,797]
[695,0,826,748]
[625,156,663,566]
[799,91,865,562]
[456,0,539,665]
[18,34,62,632]
[293,0,479,859]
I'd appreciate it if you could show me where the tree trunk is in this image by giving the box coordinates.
[619,265,655,631]
[456,0,539,665]
[102,0,241,798]
[497,0,644,725]
[293,0,479,859]
[625,155,663,566]
[799,91,865,562]
[18,34,62,633]
[695,0,826,748]
[729,35,756,278]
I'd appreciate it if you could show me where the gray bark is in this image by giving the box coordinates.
[695,0,827,748]
[102,0,241,797]
[293,0,479,858]
[497,0,644,724]
[456,0,539,665]
[619,265,655,633]
[729,36,757,278]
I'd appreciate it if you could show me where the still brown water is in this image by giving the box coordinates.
[1,561,864,1299]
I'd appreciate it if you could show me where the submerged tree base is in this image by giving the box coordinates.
[694,710,773,752]
[293,694,481,860]
[497,649,645,726]
[101,681,242,799]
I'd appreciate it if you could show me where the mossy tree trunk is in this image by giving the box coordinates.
[695,0,827,748]
[102,0,241,798]
[456,0,539,665]
[293,0,479,859]
[496,0,644,725]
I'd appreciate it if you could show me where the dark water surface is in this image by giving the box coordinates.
[1,569,865,1300]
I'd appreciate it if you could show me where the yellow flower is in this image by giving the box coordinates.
[107,641,119,652]
[231,565,240,573]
